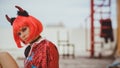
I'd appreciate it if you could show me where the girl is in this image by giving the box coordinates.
[6,5,59,68]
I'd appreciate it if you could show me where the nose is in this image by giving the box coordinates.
[20,32,26,40]
[21,34,25,38]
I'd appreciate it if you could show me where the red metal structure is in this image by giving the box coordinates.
[90,0,94,58]
[90,0,111,57]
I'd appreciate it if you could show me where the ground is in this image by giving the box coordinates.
[16,56,113,68]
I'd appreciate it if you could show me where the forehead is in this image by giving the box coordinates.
[20,26,28,28]
[20,26,28,29]
[18,26,28,32]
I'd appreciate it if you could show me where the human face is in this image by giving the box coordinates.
[17,26,30,42]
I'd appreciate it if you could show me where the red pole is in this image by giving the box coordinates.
[90,0,94,58]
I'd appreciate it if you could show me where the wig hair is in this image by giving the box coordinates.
[5,6,43,48]
[13,16,43,48]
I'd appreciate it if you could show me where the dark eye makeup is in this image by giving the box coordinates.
[22,27,27,32]
[17,26,28,36]
[17,32,21,36]
[17,27,27,36]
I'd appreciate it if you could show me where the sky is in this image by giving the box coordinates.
[0,0,117,28]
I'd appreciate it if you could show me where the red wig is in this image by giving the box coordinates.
[13,16,43,48]
[5,6,43,48]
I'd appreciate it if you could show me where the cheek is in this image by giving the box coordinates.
[25,28,30,38]
[27,28,30,35]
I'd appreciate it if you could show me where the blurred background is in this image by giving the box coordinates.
[0,0,119,68]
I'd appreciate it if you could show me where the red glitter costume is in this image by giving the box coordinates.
[24,39,59,68]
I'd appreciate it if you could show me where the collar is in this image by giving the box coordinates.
[29,36,41,44]
[30,37,45,47]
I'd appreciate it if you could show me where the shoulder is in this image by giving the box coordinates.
[0,52,10,57]
[41,39,56,46]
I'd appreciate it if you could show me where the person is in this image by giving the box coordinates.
[0,52,19,68]
[5,5,59,68]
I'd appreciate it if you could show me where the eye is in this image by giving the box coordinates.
[22,27,27,32]
[17,32,21,36]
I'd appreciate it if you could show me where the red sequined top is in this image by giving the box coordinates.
[24,39,59,68]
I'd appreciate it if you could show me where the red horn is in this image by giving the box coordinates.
[5,15,11,23]
[15,5,24,12]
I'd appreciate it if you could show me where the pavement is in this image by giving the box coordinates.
[16,56,113,68]
[59,56,113,68]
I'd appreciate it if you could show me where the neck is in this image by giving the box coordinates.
[30,35,41,44]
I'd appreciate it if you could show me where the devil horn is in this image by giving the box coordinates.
[15,5,24,12]
[5,15,11,23]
